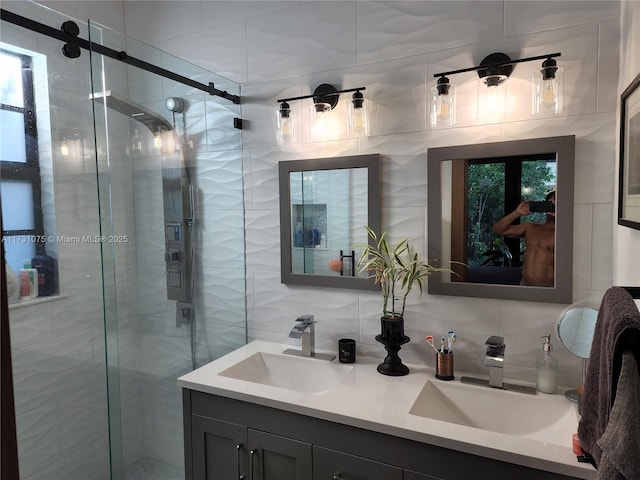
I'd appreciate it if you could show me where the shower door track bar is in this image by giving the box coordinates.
[0,9,241,105]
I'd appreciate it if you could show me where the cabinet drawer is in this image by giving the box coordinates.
[404,469,445,480]
[313,445,402,480]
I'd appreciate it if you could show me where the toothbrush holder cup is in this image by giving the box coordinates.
[435,351,454,381]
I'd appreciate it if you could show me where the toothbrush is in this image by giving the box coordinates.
[440,336,446,353]
[425,335,439,353]
[449,333,457,353]
[446,330,454,351]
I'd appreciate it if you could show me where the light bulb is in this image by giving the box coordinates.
[312,103,331,140]
[348,90,369,136]
[154,131,162,149]
[438,94,451,119]
[541,78,557,107]
[60,139,69,156]
[533,58,561,115]
[486,85,500,113]
[276,102,294,143]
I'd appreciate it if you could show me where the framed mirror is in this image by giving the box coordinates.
[427,136,575,303]
[279,154,381,289]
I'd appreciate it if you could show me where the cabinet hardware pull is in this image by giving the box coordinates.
[236,443,245,480]
[333,474,345,480]
[250,449,257,480]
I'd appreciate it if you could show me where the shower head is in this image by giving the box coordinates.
[165,97,186,113]
[90,90,173,133]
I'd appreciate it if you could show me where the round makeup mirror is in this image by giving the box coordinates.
[557,302,599,402]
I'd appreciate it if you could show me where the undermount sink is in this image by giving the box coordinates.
[409,380,578,444]
[218,351,353,394]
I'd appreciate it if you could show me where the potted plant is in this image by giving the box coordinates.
[357,226,451,375]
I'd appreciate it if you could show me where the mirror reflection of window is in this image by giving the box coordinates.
[450,154,556,286]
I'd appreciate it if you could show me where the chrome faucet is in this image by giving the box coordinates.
[460,335,536,395]
[283,315,335,361]
[484,335,505,388]
[289,314,315,356]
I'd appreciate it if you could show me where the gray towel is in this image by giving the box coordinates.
[578,287,640,465]
[596,351,640,480]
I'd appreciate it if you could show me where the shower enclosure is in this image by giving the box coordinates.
[1,3,246,479]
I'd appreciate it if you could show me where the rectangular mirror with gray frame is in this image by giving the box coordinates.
[279,154,381,290]
[428,136,575,303]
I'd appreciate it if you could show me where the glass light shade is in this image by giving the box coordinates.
[430,83,456,127]
[478,75,507,122]
[310,102,332,141]
[532,66,563,115]
[276,102,295,144]
[348,92,369,137]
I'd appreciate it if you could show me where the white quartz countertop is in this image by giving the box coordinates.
[178,340,596,479]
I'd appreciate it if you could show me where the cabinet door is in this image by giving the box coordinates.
[404,470,445,480]
[191,416,248,480]
[313,446,402,480]
[248,429,312,480]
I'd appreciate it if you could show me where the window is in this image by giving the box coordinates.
[1,49,45,274]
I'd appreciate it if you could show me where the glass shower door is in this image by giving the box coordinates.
[87,18,246,480]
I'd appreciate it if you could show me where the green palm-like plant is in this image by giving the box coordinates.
[357,226,451,319]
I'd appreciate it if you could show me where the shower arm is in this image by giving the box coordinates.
[0,8,241,105]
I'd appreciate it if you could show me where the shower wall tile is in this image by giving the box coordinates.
[357,1,504,64]
[504,0,619,37]
[157,21,249,86]
[245,1,357,83]
[201,1,299,30]
[245,209,280,272]
[142,375,185,470]
[196,210,245,269]
[58,382,109,460]
[8,301,54,349]
[195,151,245,210]
[194,323,246,368]
[22,459,69,480]
[123,0,203,45]
[16,402,61,478]
[198,268,247,327]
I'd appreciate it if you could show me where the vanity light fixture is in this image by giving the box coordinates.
[533,57,563,115]
[430,76,456,126]
[432,52,561,124]
[276,84,368,142]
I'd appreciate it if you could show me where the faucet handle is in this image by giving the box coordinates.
[296,314,315,325]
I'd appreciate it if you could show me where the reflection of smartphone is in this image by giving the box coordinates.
[529,201,555,213]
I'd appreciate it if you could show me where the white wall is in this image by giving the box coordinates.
[124,0,623,388]
[614,0,640,287]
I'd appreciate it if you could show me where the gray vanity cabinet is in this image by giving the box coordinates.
[189,417,312,480]
[191,417,247,479]
[183,389,586,480]
[313,446,402,480]
[249,429,312,480]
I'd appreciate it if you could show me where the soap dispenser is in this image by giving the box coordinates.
[536,334,558,394]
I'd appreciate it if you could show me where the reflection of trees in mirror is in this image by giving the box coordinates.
[466,158,555,267]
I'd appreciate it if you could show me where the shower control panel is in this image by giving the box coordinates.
[165,221,190,302]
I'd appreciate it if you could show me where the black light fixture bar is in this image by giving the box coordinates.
[277,87,366,104]
[0,9,241,105]
[434,52,561,78]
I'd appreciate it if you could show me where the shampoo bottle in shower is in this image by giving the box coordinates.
[18,259,39,299]
[536,334,558,394]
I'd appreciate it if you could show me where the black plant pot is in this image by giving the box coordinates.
[375,316,410,376]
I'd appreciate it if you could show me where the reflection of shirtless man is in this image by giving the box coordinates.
[491,192,555,287]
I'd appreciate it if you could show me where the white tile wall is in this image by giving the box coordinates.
[126,0,622,387]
